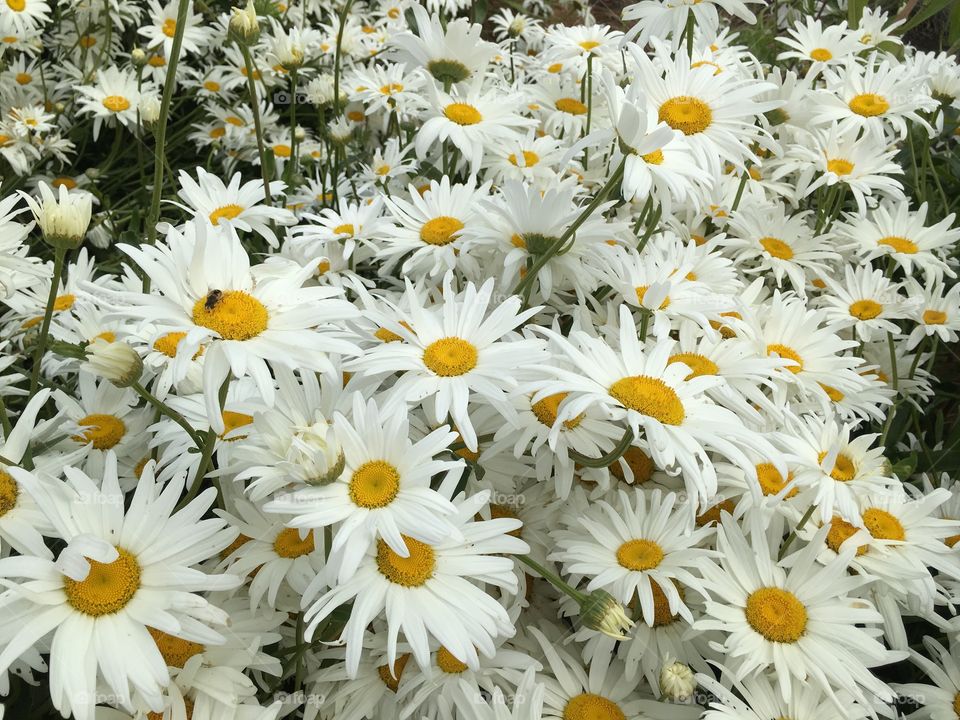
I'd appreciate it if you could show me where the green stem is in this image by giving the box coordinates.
[132,381,204,449]
[778,504,815,560]
[30,246,68,395]
[567,427,635,468]
[516,554,584,602]
[177,376,229,510]
[332,0,355,118]
[238,42,273,204]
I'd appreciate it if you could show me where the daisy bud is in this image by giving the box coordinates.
[83,338,143,388]
[229,0,260,43]
[20,181,92,249]
[298,420,345,486]
[659,661,696,702]
[131,48,147,66]
[138,95,161,127]
[579,589,634,640]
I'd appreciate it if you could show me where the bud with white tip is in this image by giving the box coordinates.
[139,94,161,126]
[229,0,259,43]
[83,338,143,388]
[20,182,92,249]
[660,661,696,702]
[580,590,634,640]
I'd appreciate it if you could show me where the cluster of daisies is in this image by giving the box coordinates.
[1,0,960,718]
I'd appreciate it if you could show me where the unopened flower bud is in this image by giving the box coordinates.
[138,94,161,127]
[660,661,696,702]
[20,182,92,249]
[83,339,143,388]
[131,48,147,66]
[229,0,260,43]
[579,589,634,640]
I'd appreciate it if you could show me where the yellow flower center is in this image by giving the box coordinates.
[923,309,947,325]
[52,177,78,190]
[273,143,292,158]
[608,376,685,425]
[219,410,253,441]
[420,216,464,246]
[80,35,97,48]
[328,223,353,237]
[508,150,539,167]
[162,18,177,37]
[532,392,583,429]
[375,327,403,343]
[635,285,670,309]
[642,149,664,164]
[863,507,905,541]
[658,96,712,135]
[877,235,918,254]
[667,352,718,379]
[148,627,204,668]
[817,451,856,482]
[380,82,404,94]
[376,536,435,586]
[444,103,482,125]
[73,414,126,450]
[547,62,563,73]
[154,331,204,359]
[209,204,244,225]
[148,55,166,67]
[53,293,76,311]
[819,383,845,402]
[563,693,626,720]
[6,0,25,10]
[203,80,221,92]
[102,95,130,113]
[650,579,683,626]
[209,127,226,139]
[579,40,600,51]
[745,587,807,643]
[756,462,797,498]
[767,343,803,373]
[273,528,316,558]
[616,538,664,570]
[825,517,867,555]
[849,299,883,320]
[377,654,410,692]
[422,337,478,377]
[15,72,31,84]
[760,236,794,260]
[436,646,469,674]
[192,290,268,341]
[556,97,588,115]
[827,158,854,176]
[696,498,735,527]
[609,446,654,484]
[349,460,401,508]
[848,93,889,117]
[0,469,18,517]
[809,47,832,61]
[63,547,141,616]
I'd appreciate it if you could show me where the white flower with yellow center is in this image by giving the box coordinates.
[298,490,526,677]
[137,0,210,59]
[0,187,44,299]
[538,305,782,508]
[174,168,296,248]
[904,278,960,350]
[0,0,50,33]
[0,454,240,720]
[293,195,389,261]
[75,66,148,140]
[696,514,902,710]
[265,393,464,582]
[818,265,918,342]
[894,637,960,720]
[482,133,565,187]
[541,23,623,78]
[623,0,759,49]
[116,222,359,433]
[347,275,547,452]
[776,16,862,73]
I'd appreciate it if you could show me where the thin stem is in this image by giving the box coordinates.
[516,554,584,602]
[567,427,635,468]
[132,381,203,449]
[177,376,229,510]
[239,42,273,203]
[778,504,815,560]
[30,246,68,395]
[332,0,355,118]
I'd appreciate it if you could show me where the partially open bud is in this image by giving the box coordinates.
[139,94,161,128]
[229,0,259,43]
[579,589,634,640]
[83,338,143,388]
[659,661,696,702]
[20,182,92,249]
[295,415,345,486]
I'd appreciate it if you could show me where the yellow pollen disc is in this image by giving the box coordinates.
[15,72,31,84]
[133,456,150,479]
[818,383,845,402]
[161,18,177,37]
[658,96,712,135]
[209,204,244,225]
[945,534,960,549]
[203,80,221,92]
[218,411,252,442]
[817,451,856,482]
[696,498,735,527]
[225,116,244,126]
[54,293,76,311]
[273,143,292,157]
[825,517,868,555]
[102,95,130,113]
[863,507,905,541]
[93,331,116,343]
[274,528,315,558]
[376,536,435,586]
[375,327,403,343]
[7,0,25,10]
[148,700,194,720]
[555,97,587,115]
[745,587,807,643]
[52,177,77,191]
[154,331,191,358]
[220,533,251,559]
[388,7,400,17]
[378,654,410,692]
[563,693,626,720]
[63,548,141,616]
[325,223,353,238]
[444,102,482,125]
[420,216,464,246]
[423,337,478,377]
[756,462,797,498]
[579,40,600,51]
[827,158,854,176]
[192,290,268,341]
[610,446,654,484]
[650,579,683,626]
[148,627,204,668]
[923,309,947,325]
[767,343,803,373]
[642,149,664,164]
[148,55,166,67]
[809,47,832,61]
[375,165,390,176]
[0,469,19,517]
[508,150,539,167]
[436,646,469,674]
[80,35,97,48]
[380,83,404,94]
[848,92,889,117]
[349,460,401,508]
[608,375,685,425]
[209,127,226,139]
[668,352,718,379]
[616,538,664,570]
[547,62,563,73]
[759,236,794,260]
[635,285,670,309]
[532,392,584,429]
[849,299,883,320]
[73,414,126,450]
[490,503,523,538]
[877,235,918,254]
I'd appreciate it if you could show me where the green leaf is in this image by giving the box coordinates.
[897,0,954,35]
